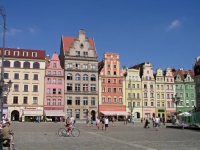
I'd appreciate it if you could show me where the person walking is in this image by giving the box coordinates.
[112,117,115,127]
[155,116,160,131]
[152,117,155,127]
[90,117,94,126]
[123,117,126,125]
[131,116,135,128]
[96,117,100,130]
[105,116,109,130]
[101,117,105,130]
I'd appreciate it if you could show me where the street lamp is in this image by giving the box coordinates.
[0,5,6,121]
[172,94,180,114]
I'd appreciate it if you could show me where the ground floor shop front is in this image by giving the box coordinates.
[125,107,142,119]
[143,107,156,119]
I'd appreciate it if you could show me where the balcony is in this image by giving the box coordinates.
[65,90,98,95]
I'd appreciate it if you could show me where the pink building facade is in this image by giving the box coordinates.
[44,53,65,120]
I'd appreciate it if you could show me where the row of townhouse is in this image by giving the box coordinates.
[0,29,198,121]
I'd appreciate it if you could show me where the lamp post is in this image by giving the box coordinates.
[172,94,180,114]
[0,6,6,121]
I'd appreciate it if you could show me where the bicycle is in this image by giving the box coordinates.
[58,125,80,137]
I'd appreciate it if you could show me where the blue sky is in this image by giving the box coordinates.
[0,0,200,71]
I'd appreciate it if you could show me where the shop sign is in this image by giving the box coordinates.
[158,109,165,112]
[25,107,37,110]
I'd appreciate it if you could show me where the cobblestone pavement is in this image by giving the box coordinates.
[8,121,200,150]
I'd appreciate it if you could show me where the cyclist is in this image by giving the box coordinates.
[65,117,71,136]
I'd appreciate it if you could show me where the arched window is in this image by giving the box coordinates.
[14,61,21,68]
[91,74,96,81]
[83,74,88,81]
[75,73,80,80]
[67,73,72,80]
[3,61,10,67]
[23,62,30,68]
[33,62,40,69]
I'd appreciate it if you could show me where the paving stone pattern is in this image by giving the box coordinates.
[9,121,200,150]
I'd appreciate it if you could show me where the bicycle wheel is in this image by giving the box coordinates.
[58,128,67,137]
[71,128,80,137]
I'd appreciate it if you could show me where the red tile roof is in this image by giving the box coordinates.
[172,69,195,80]
[0,47,45,59]
[62,36,96,52]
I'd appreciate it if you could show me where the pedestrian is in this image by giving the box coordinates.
[12,116,15,123]
[86,117,90,127]
[36,116,39,123]
[182,121,185,130]
[155,116,160,131]
[70,116,75,125]
[96,117,100,130]
[152,117,155,127]
[90,117,94,126]
[112,117,115,127]
[163,117,165,126]
[101,117,105,130]
[131,116,135,128]
[144,119,150,128]
[105,116,109,130]
[141,118,143,123]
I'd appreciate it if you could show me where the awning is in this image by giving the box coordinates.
[45,110,65,116]
[100,111,130,116]
[23,110,43,116]
[167,112,175,117]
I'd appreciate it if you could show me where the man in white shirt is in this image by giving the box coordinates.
[155,116,160,131]
[105,116,109,130]
[70,116,75,125]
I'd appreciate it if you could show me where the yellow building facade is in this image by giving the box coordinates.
[155,68,166,118]
[124,68,143,118]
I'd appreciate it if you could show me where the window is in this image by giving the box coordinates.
[75,84,80,91]
[47,99,50,105]
[53,88,56,94]
[23,62,30,68]
[32,52,37,57]
[186,101,189,106]
[83,97,88,105]
[185,85,188,89]
[167,94,169,99]
[102,79,105,83]
[67,63,72,68]
[162,94,164,99]
[180,85,183,89]
[14,61,21,68]
[58,88,61,94]
[137,84,139,88]
[52,78,56,84]
[114,98,117,103]
[33,97,38,104]
[47,88,50,94]
[14,73,19,79]
[75,74,81,80]
[128,84,130,88]
[83,84,88,91]
[162,102,164,107]
[47,78,51,84]
[157,94,160,99]
[67,97,72,105]
[114,71,116,75]
[24,85,28,92]
[128,102,131,106]
[53,63,56,68]
[33,62,40,69]
[119,98,122,103]
[91,97,95,105]
[58,71,61,75]
[186,93,189,97]
[144,84,147,89]
[58,79,62,84]
[119,88,122,93]
[67,73,72,80]
[144,93,147,98]
[91,64,96,70]
[166,85,169,89]
[14,84,19,91]
[161,85,164,89]
[23,52,28,56]
[167,101,170,108]
[137,102,140,107]
[102,97,105,103]
[119,80,122,84]
[4,73,9,79]
[157,101,160,107]
[83,74,88,81]
[132,84,135,88]
[91,74,96,81]
[75,63,80,69]
[150,85,153,89]
[102,87,105,92]
[171,102,174,108]
[114,65,116,68]
[180,93,183,97]
[3,61,10,67]
[108,88,111,92]
[107,71,110,75]
[83,64,88,69]
[67,84,72,91]
[5,50,10,55]
[151,102,154,106]
[170,85,173,90]
[13,96,18,104]
[83,51,88,57]
[171,94,173,98]
[150,93,154,98]
[76,51,80,56]
[58,99,61,105]
[48,71,51,75]
[75,97,80,105]
[53,99,56,105]
[157,85,159,89]
[24,74,29,80]
[144,102,148,106]
[23,97,28,104]
[108,79,110,83]
[108,97,111,103]
[113,79,116,84]
[191,93,194,97]
[113,88,116,93]
[91,84,96,91]
[107,65,110,68]
[33,74,38,80]
[33,85,38,92]
[137,93,140,98]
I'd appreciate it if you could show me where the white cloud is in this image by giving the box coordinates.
[167,20,180,30]
[29,27,35,33]
[6,28,22,36]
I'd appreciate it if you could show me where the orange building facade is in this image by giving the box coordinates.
[98,52,127,120]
